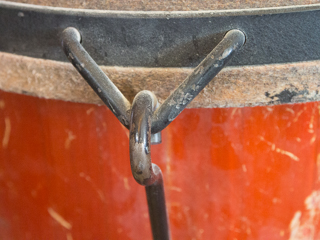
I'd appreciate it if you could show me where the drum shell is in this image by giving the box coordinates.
[0,1,320,239]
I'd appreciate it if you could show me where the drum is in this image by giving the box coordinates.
[1,1,320,239]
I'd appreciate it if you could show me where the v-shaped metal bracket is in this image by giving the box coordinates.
[61,27,245,240]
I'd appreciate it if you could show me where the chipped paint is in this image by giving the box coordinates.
[289,190,320,239]
[242,164,247,172]
[48,207,72,230]
[2,117,11,148]
[79,172,105,202]
[123,177,130,190]
[86,107,94,115]
[293,110,304,122]
[286,108,295,114]
[259,136,299,161]
[308,114,315,133]
[65,130,76,149]
[168,186,182,192]
[275,148,299,162]
[310,135,316,144]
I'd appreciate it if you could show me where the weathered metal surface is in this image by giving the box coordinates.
[0,89,320,239]
[61,27,244,132]
[150,30,245,132]
[2,2,320,67]
[61,27,132,128]
[129,91,160,185]
[129,91,170,240]
[1,52,320,108]
[3,0,320,11]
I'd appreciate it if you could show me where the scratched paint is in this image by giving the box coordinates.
[2,117,10,149]
[0,90,319,239]
[289,190,320,239]
[65,129,76,149]
[48,207,72,230]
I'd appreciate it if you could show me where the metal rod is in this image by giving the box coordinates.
[61,27,131,127]
[129,90,170,240]
[151,29,245,133]
[146,171,170,240]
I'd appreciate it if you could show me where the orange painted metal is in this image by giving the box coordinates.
[0,90,319,239]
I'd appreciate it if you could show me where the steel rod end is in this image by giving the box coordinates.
[225,29,246,48]
[61,27,82,45]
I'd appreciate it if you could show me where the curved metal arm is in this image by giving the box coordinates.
[129,90,170,240]
[151,29,245,133]
[61,27,131,127]
[61,28,245,132]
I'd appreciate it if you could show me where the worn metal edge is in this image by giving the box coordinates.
[1,1,320,18]
[2,1,320,67]
[1,52,319,108]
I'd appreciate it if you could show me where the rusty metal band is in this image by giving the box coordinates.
[1,1,320,67]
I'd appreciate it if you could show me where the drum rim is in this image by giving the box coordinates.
[1,0,320,18]
[2,0,320,68]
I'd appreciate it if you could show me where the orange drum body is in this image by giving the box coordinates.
[1,90,319,239]
[1,1,320,240]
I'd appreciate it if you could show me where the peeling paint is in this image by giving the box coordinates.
[123,177,130,190]
[168,186,182,192]
[286,108,295,114]
[275,148,299,162]
[289,190,320,239]
[259,136,299,161]
[293,110,304,122]
[65,130,76,149]
[86,107,94,115]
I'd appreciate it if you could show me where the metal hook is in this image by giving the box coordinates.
[130,90,170,239]
[61,28,245,133]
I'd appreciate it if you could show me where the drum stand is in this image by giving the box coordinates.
[61,27,245,240]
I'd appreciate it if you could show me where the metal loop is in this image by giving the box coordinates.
[129,90,170,240]
[61,28,245,132]
[129,90,161,186]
